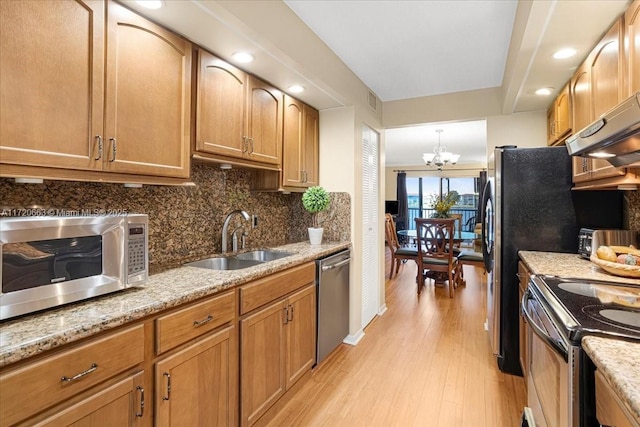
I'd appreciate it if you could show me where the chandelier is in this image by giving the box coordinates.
[422,129,460,170]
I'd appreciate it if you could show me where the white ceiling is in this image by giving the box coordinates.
[284,0,517,102]
[122,0,630,168]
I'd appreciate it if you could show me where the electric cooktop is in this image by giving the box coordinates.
[532,276,640,343]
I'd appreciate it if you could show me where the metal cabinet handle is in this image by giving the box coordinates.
[94,136,103,160]
[288,305,294,322]
[135,386,145,417]
[109,138,117,162]
[162,373,171,400]
[193,315,213,327]
[61,363,98,383]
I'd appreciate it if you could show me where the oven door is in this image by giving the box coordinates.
[522,288,573,427]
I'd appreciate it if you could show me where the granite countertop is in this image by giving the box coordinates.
[582,336,640,423]
[0,241,350,368]
[519,251,640,285]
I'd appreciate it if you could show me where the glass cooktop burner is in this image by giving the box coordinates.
[534,276,640,342]
[582,305,640,332]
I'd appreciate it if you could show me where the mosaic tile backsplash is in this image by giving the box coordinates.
[0,164,351,273]
[627,190,640,232]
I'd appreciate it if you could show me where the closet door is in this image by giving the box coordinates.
[361,125,380,328]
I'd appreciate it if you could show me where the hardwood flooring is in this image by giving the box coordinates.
[265,251,526,427]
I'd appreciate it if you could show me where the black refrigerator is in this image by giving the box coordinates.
[481,146,623,376]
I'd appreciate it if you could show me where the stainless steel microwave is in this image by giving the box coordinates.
[0,214,148,320]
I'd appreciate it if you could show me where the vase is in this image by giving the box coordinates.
[308,227,324,245]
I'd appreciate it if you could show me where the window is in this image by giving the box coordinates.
[405,176,479,230]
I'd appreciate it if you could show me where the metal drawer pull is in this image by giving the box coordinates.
[163,373,171,400]
[61,363,98,383]
[109,137,117,162]
[193,315,213,327]
[94,135,103,160]
[135,386,145,417]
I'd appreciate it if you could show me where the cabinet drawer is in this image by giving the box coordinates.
[239,262,315,315]
[156,291,235,354]
[0,324,144,427]
[595,370,638,427]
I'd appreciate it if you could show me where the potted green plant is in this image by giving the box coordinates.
[302,186,330,244]
[429,191,460,218]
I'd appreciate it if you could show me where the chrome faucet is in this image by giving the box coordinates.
[221,210,250,253]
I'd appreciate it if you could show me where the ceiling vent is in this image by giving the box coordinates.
[368,91,377,111]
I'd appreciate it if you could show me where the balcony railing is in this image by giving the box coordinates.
[398,207,478,232]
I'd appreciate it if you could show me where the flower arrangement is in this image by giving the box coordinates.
[429,191,460,218]
[302,186,330,228]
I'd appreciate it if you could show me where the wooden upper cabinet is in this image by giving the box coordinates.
[195,49,247,159]
[0,0,104,171]
[104,2,191,178]
[572,62,593,131]
[246,76,282,165]
[302,104,319,186]
[591,17,624,118]
[281,96,319,189]
[282,96,305,187]
[0,0,191,180]
[626,0,640,96]
[546,84,571,145]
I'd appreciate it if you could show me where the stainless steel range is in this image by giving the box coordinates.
[522,275,640,427]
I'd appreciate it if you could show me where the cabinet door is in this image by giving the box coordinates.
[591,18,623,118]
[156,326,237,427]
[285,284,316,389]
[195,50,247,159]
[572,157,592,183]
[282,96,305,187]
[241,300,286,426]
[0,0,104,171]
[517,262,529,382]
[546,105,557,145]
[246,76,282,165]
[626,0,640,96]
[555,84,571,140]
[572,62,592,132]
[35,372,145,427]
[104,2,191,178]
[302,104,319,187]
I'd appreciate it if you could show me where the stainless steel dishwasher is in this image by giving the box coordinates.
[316,249,350,365]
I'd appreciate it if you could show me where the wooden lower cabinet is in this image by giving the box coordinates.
[33,371,145,427]
[240,283,316,426]
[595,370,638,427]
[518,261,530,383]
[155,325,237,427]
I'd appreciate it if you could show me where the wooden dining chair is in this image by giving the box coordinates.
[415,217,459,297]
[385,213,418,279]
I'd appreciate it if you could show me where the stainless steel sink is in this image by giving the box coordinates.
[235,250,294,262]
[185,257,263,270]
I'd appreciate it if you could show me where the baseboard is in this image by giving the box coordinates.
[378,304,388,316]
[343,329,364,346]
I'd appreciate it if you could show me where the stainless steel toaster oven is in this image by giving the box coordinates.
[578,228,638,259]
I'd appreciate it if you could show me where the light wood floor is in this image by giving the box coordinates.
[265,251,526,427]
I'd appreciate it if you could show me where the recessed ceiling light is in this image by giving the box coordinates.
[553,48,577,59]
[288,85,305,93]
[231,52,254,64]
[535,88,553,96]
[135,0,163,9]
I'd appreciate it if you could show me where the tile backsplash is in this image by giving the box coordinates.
[627,190,640,232]
[0,164,351,273]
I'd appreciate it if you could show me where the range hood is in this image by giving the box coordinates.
[566,92,640,168]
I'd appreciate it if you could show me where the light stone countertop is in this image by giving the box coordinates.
[0,241,350,368]
[582,336,640,423]
[519,251,640,285]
